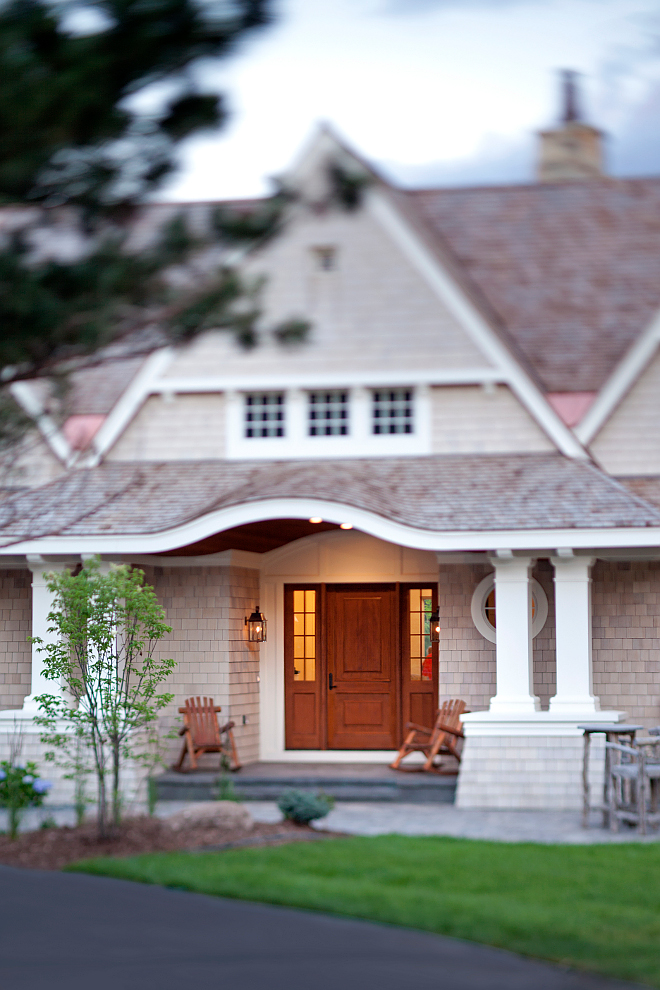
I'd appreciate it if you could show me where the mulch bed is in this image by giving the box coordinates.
[0,816,341,872]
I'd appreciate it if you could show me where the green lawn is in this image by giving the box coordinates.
[69,836,660,987]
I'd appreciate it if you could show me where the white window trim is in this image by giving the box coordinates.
[371,387,415,436]
[308,389,350,436]
[471,573,548,644]
[243,391,286,438]
[226,385,431,460]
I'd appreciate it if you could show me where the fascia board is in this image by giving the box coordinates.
[150,367,504,393]
[86,348,175,465]
[10,381,72,465]
[3,496,660,556]
[576,307,660,445]
[367,189,589,461]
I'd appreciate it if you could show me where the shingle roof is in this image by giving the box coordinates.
[617,477,660,511]
[66,356,147,416]
[409,177,660,393]
[0,455,658,548]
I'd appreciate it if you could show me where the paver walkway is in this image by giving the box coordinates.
[156,800,660,843]
[0,865,646,989]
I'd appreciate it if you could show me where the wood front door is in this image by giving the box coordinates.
[326,584,398,749]
[284,582,436,751]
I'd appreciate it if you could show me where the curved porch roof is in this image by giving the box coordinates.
[1,454,660,556]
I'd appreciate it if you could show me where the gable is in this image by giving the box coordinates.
[106,394,226,461]
[431,385,554,455]
[590,349,660,476]
[1,430,64,493]
[161,198,493,383]
[86,130,586,465]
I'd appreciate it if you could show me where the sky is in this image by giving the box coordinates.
[160,0,660,200]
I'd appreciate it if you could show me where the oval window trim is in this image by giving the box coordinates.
[470,574,548,644]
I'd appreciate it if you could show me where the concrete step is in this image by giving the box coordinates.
[156,767,457,804]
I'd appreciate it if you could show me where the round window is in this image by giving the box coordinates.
[470,574,548,644]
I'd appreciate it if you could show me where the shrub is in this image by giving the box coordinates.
[277,789,334,825]
[0,760,52,839]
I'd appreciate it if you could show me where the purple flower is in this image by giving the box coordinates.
[0,770,5,781]
[22,774,34,784]
[32,780,52,794]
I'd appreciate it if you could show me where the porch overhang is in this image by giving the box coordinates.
[1,454,660,558]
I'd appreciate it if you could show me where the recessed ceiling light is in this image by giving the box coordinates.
[309,517,323,524]
[340,523,353,530]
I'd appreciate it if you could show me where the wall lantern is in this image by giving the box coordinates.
[429,608,441,643]
[245,607,267,643]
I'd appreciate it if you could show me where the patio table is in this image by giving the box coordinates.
[578,724,643,827]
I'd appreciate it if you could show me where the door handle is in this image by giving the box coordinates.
[329,673,337,690]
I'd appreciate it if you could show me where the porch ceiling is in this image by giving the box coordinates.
[159,518,339,555]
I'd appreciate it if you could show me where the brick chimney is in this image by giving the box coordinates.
[536,70,605,182]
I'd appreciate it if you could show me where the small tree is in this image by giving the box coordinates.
[33,558,175,837]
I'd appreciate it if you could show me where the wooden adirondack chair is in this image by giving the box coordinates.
[173,696,241,772]
[390,699,466,773]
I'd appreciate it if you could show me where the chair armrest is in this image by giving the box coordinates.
[178,726,187,736]
[404,722,432,735]
[436,722,465,738]
[605,741,639,757]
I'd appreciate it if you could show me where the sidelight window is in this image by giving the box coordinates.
[292,589,316,681]
[409,588,433,682]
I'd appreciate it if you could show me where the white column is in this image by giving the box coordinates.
[489,555,540,714]
[22,558,67,712]
[550,555,600,714]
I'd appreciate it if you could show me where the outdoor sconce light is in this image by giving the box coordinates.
[245,607,267,643]
[429,608,441,643]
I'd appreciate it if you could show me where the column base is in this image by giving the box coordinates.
[549,696,602,714]
[461,709,626,736]
[488,696,541,715]
[456,710,626,809]
[0,705,43,727]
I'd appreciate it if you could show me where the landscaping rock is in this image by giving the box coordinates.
[165,801,253,832]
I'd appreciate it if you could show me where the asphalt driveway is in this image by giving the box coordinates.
[0,865,646,990]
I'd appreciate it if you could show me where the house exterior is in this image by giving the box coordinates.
[2,88,660,810]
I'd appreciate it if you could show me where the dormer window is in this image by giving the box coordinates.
[313,246,337,271]
[372,388,414,434]
[245,392,285,438]
[308,390,349,436]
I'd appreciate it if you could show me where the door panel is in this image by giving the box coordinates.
[327,585,397,749]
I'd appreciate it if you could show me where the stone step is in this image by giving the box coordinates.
[155,769,457,804]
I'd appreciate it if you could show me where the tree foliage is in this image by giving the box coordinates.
[0,0,271,209]
[32,559,175,838]
[0,0,277,395]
